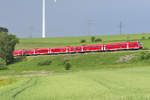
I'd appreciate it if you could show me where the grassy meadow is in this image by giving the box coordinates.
[16,33,150,49]
[0,33,150,100]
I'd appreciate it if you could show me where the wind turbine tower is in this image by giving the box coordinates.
[42,0,46,38]
[42,0,57,38]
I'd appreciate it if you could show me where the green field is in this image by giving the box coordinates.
[16,33,150,50]
[0,33,150,100]
[0,66,150,100]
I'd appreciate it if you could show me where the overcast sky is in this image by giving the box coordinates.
[0,0,150,38]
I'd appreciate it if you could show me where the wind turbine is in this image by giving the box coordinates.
[42,0,57,38]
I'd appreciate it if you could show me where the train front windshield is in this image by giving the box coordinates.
[138,42,143,48]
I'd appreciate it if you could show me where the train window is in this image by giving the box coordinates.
[138,42,142,47]
[132,44,134,46]
[38,50,47,52]
[26,50,30,53]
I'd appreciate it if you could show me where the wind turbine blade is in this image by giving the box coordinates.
[54,0,58,6]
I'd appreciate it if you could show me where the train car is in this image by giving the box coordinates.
[105,41,142,51]
[105,42,127,51]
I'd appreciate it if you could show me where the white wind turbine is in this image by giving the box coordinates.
[42,0,57,38]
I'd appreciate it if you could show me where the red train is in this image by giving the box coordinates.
[13,41,143,56]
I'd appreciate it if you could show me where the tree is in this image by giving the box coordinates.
[0,27,8,33]
[80,39,86,43]
[91,36,95,42]
[95,38,102,42]
[0,32,19,64]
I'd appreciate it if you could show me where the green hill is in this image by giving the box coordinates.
[16,33,150,50]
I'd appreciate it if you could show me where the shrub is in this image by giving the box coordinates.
[0,57,7,70]
[141,36,145,40]
[63,59,70,65]
[37,59,52,66]
[80,40,86,43]
[139,52,150,60]
[95,38,102,42]
[65,62,72,70]
[91,36,96,42]
[148,37,150,39]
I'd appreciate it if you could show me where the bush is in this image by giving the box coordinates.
[65,62,72,70]
[0,57,7,70]
[37,59,52,66]
[95,38,102,42]
[139,52,150,60]
[141,36,146,40]
[148,37,150,39]
[91,36,96,42]
[80,40,86,43]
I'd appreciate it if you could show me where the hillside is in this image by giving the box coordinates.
[16,33,150,50]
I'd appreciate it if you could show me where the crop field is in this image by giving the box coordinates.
[0,66,150,100]
[16,33,150,50]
